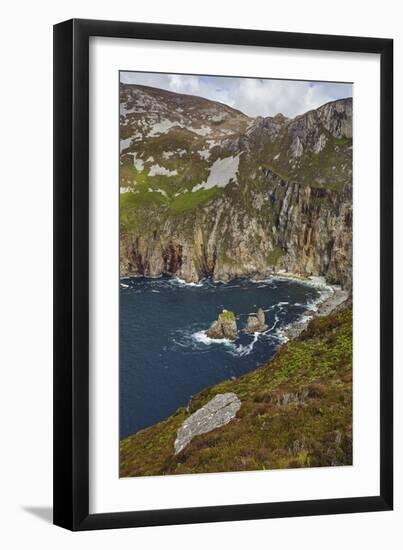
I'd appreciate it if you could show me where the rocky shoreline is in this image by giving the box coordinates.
[172,285,350,454]
[185,272,351,352]
[278,286,350,341]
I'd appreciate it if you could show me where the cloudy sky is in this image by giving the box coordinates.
[120,71,352,119]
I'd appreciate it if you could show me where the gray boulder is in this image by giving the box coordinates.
[174,393,241,455]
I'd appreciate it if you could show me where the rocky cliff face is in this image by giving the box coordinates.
[120,85,352,289]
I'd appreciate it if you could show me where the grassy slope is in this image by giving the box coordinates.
[120,307,352,477]
[266,132,352,192]
[119,135,352,237]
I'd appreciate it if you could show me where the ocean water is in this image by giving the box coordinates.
[120,276,322,439]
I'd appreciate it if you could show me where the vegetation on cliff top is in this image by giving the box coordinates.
[219,310,236,322]
[120,307,352,476]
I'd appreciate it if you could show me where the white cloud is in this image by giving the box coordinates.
[120,72,352,119]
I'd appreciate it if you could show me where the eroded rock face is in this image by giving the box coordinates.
[174,393,241,455]
[120,172,352,289]
[244,308,268,334]
[257,308,266,325]
[120,88,353,290]
[206,310,238,340]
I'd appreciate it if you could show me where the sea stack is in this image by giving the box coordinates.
[207,310,238,340]
[244,307,268,334]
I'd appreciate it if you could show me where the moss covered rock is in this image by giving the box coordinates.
[206,309,238,340]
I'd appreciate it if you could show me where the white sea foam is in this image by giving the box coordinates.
[270,273,331,290]
[192,330,234,347]
[272,282,334,342]
[250,277,273,284]
[173,277,204,287]
[229,333,259,357]
[192,330,262,358]
[266,315,280,333]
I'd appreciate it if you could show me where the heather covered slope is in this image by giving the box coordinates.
[120,84,353,289]
[120,307,352,477]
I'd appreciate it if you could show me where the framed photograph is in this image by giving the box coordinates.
[53,19,393,530]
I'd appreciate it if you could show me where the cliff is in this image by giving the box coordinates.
[120,85,352,289]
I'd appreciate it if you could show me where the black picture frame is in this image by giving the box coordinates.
[53,18,393,531]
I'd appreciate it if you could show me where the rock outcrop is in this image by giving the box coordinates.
[207,310,238,340]
[244,307,268,334]
[174,393,241,454]
[120,85,353,290]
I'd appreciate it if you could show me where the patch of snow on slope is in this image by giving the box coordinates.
[198,149,211,160]
[120,103,133,116]
[162,151,175,160]
[120,100,148,116]
[149,164,178,177]
[148,119,180,137]
[120,186,135,193]
[192,154,241,192]
[210,113,226,123]
[188,125,212,136]
[120,137,132,153]
[147,120,212,138]
[128,152,144,172]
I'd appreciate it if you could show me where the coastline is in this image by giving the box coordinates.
[121,270,342,290]
[120,271,350,345]
[121,275,351,454]
[278,285,350,342]
[120,305,353,475]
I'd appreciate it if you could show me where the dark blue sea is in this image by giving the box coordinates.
[120,276,321,439]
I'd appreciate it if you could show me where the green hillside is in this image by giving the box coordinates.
[120,307,352,477]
